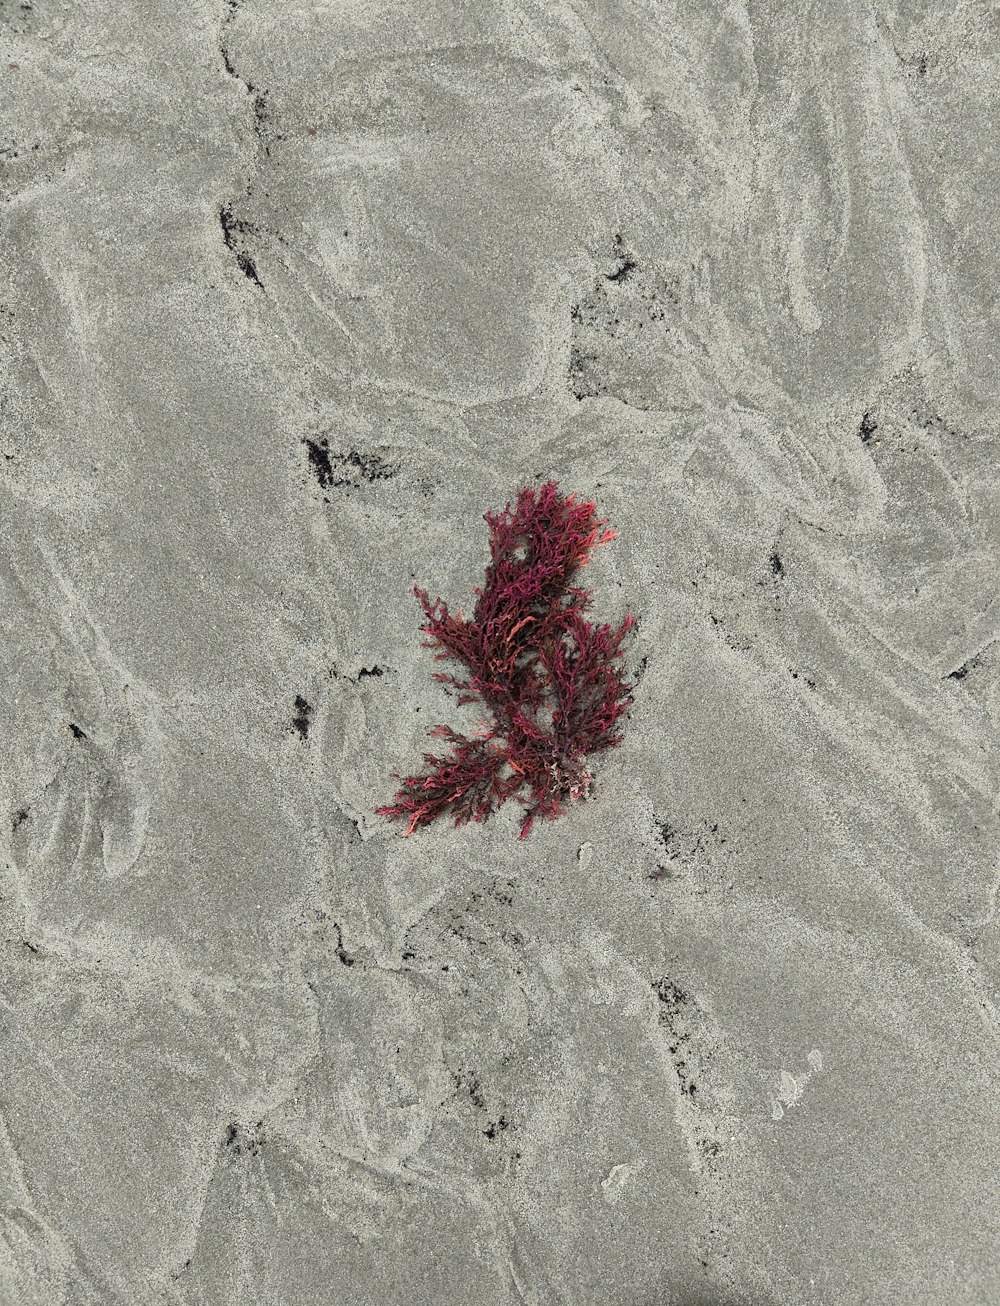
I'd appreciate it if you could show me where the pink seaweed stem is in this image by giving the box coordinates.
[375,481,637,839]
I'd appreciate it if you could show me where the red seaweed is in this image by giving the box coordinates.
[376,481,636,839]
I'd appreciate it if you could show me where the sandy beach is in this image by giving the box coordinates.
[1,3,998,1303]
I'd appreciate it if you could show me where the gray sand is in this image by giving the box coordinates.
[1,3,998,1304]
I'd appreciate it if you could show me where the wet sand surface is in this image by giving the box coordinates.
[1,4,998,1303]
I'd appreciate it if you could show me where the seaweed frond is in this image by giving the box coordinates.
[376,481,636,839]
